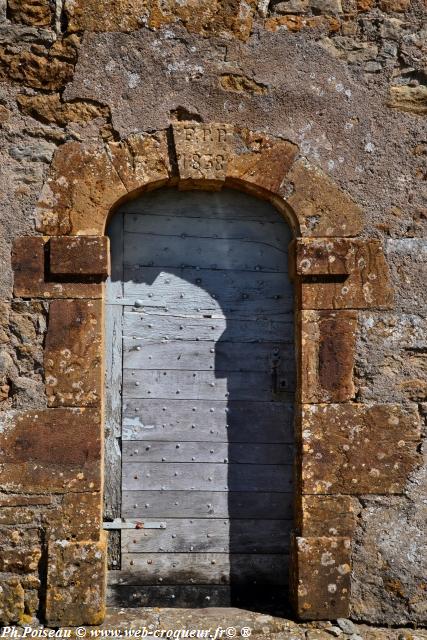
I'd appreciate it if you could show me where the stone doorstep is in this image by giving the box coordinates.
[11,608,427,638]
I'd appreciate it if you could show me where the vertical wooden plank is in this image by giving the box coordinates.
[104,211,124,569]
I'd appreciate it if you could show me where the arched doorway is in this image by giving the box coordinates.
[105,187,296,612]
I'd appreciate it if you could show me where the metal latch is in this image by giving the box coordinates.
[103,518,166,530]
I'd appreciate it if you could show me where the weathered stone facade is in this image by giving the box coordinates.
[0,0,425,628]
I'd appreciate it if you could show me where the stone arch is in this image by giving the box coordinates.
[9,122,404,627]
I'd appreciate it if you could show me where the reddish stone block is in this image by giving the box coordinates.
[299,310,356,403]
[45,492,102,541]
[296,495,358,537]
[45,535,107,626]
[300,404,421,494]
[298,240,393,309]
[12,237,102,299]
[0,409,101,493]
[294,238,354,276]
[290,535,351,620]
[45,299,103,407]
[49,236,110,278]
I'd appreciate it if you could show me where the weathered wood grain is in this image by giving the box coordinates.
[118,188,283,222]
[122,441,294,464]
[105,211,124,569]
[123,339,294,373]
[123,267,293,319]
[123,231,289,273]
[122,490,293,519]
[122,462,293,492]
[123,369,294,401]
[118,553,289,585]
[122,519,292,553]
[124,312,294,343]
[122,399,294,442]
[124,212,290,247]
[106,583,288,609]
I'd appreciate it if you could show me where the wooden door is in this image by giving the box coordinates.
[105,188,295,610]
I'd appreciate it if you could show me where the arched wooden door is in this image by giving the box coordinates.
[105,188,295,611]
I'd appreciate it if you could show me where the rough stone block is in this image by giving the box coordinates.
[45,299,103,407]
[0,409,101,494]
[300,310,356,403]
[283,158,364,237]
[0,574,25,624]
[173,122,234,188]
[297,495,358,537]
[227,129,298,195]
[300,404,421,494]
[290,535,351,619]
[49,236,110,278]
[356,312,427,403]
[299,240,393,309]
[7,0,52,26]
[45,492,102,541]
[12,237,102,299]
[45,535,107,626]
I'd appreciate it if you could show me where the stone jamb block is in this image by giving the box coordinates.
[296,495,358,537]
[49,236,110,278]
[0,408,102,494]
[297,239,393,309]
[290,535,352,620]
[299,309,356,403]
[45,534,107,626]
[45,299,103,407]
[300,403,421,494]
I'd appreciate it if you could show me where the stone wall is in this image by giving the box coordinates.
[0,0,425,627]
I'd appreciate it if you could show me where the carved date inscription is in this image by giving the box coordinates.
[172,123,234,182]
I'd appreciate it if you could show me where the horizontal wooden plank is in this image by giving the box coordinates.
[123,267,293,319]
[123,340,295,373]
[122,441,294,464]
[119,188,284,223]
[123,313,293,342]
[123,231,289,273]
[122,519,292,553]
[106,583,289,610]
[123,370,294,401]
[117,553,289,585]
[122,491,294,519]
[124,212,290,247]
[122,462,293,492]
[122,399,294,442]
